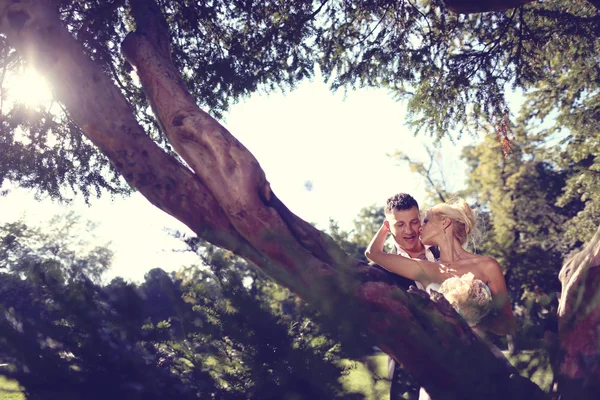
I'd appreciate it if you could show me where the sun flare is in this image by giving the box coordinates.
[8,68,53,108]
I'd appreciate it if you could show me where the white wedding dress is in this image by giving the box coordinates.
[419,276,495,400]
[426,273,494,326]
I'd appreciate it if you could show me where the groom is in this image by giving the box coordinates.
[383,192,439,285]
[381,193,439,400]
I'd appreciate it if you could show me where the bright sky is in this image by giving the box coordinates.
[1,70,476,282]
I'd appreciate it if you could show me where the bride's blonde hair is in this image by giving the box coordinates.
[430,197,481,250]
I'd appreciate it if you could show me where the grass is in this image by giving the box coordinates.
[340,349,554,400]
[0,376,24,400]
[505,349,554,392]
[339,354,390,400]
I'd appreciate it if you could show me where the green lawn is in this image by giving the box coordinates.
[0,376,24,400]
[340,350,553,400]
[505,350,554,392]
[339,354,391,400]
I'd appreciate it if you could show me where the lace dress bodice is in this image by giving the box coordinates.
[426,273,493,326]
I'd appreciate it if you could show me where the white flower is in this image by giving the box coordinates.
[438,273,493,326]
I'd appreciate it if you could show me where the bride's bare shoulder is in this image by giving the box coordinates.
[474,255,502,270]
[474,257,506,285]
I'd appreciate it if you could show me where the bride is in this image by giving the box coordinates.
[365,197,515,336]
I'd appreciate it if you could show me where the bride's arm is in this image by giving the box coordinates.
[364,223,433,286]
[476,258,516,336]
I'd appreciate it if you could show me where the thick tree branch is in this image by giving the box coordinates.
[556,224,600,397]
[441,0,535,14]
[0,0,256,263]
[121,0,354,281]
[587,0,600,10]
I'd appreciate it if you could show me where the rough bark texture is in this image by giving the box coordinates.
[442,0,600,14]
[588,0,600,11]
[556,225,600,398]
[0,0,565,399]
[441,0,535,13]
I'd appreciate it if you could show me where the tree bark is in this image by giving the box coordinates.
[555,225,600,398]
[442,0,600,14]
[0,1,551,399]
[441,0,535,13]
[587,0,600,11]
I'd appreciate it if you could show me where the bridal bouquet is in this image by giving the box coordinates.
[438,272,493,326]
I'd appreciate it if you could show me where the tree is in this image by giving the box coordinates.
[391,145,453,205]
[0,211,113,282]
[442,0,535,13]
[176,242,361,400]
[0,218,361,400]
[326,205,386,264]
[460,130,562,351]
[1,0,599,398]
[0,237,217,400]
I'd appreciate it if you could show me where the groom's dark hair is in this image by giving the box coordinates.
[385,193,419,213]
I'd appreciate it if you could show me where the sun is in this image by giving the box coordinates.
[7,68,53,108]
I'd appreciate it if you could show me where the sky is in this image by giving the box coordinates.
[1,70,476,282]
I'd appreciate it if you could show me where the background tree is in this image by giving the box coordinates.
[391,144,455,205]
[0,211,112,282]
[177,241,363,400]
[0,214,369,399]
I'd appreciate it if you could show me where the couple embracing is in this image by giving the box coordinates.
[365,193,516,400]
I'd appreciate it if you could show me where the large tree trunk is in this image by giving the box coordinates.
[442,0,600,14]
[555,226,600,398]
[0,0,572,399]
[441,0,534,13]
